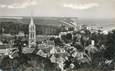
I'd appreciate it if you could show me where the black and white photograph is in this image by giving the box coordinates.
[0,0,115,71]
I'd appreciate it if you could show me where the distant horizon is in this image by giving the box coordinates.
[0,16,115,31]
[0,16,115,20]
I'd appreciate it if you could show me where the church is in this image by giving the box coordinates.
[29,17,36,48]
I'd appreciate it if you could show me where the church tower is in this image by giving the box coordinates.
[29,17,36,48]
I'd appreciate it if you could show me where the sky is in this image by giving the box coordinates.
[0,0,115,19]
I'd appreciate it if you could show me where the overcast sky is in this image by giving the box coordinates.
[0,0,115,19]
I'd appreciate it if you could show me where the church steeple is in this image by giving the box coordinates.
[30,17,34,24]
[29,17,36,48]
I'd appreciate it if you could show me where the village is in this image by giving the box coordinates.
[0,17,114,71]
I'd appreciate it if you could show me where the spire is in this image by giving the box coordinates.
[29,17,36,48]
[30,17,34,25]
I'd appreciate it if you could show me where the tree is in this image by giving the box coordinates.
[104,30,115,60]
